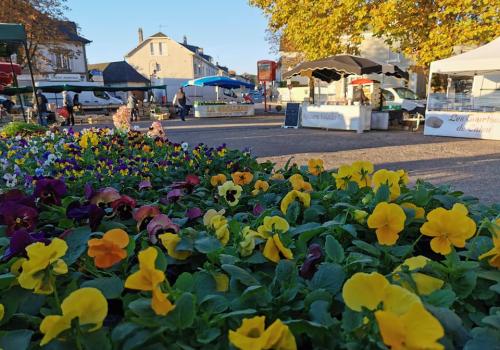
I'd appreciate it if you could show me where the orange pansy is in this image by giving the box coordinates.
[87,229,130,268]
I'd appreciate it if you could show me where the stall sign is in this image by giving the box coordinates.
[257,60,276,82]
[424,111,500,140]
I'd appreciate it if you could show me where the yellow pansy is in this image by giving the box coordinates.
[263,234,294,263]
[478,219,500,268]
[367,202,406,246]
[397,169,410,185]
[293,179,313,192]
[39,288,108,346]
[159,232,192,260]
[218,181,243,207]
[401,202,425,219]
[420,203,476,255]
[239,226,264,257]
[18,238,68,295]
[213,272,229,292]
[210,173,227,187]
[288,173,304,186]
[353,209,368,224]
[372,169,401,201]
[375,303,444,350]
[0,303,4,321]
[342,272,420,315]
[333,165,361,190]
[205,214,230,245]
[352,161,374,187]
[228,316,297,350]
[270,172,285,181]
[257,216,289,238]
[252,180,270,196]
[308,158,324,176]
[280,190,311,214]
[124,247,174,316]
[394,256,444,295]
[203,208,226,226]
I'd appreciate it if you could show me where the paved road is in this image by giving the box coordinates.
[77,114,500,203]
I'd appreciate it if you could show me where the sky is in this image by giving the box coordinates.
[64,0,275,74]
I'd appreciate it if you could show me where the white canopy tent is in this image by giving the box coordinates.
[430,37,500,75]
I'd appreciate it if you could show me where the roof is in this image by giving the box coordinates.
[151,32,168,38]
[88,61,149,84]
[57,21,91,44]
[180,43,213,62]
[124,32,171,57]
[430,36,500,75]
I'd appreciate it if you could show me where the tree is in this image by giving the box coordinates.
[0,0,70,71]
[250,0,500,67]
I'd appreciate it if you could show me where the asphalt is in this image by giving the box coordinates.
[74,113,499,204]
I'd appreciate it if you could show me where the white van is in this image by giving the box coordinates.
[381,87,426,112]
[36,82,123,114]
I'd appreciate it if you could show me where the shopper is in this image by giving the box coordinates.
[172,87,188,121]
[33,90,48,126]
[128,93,138,121]
[62,91,75,126]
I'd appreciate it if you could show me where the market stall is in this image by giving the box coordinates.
[182,76,255,118]
[425,37,500,140]
[283,55,408,132]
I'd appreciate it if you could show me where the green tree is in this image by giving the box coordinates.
[250,0,500,67]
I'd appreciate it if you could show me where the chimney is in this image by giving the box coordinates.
[138,28,144,44]
[183,35,187,45]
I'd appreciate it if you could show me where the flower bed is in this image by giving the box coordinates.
[0,127,499,350]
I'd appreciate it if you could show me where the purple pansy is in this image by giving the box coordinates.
[2,229,49,261]
[299,244,323,279]
[34,177,67,206]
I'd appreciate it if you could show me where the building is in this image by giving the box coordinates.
[88,61,150,101]
[277,32,427,98]
[18,21,91,85]
[124,29,224,81]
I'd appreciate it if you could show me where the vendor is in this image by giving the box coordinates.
[352,87,369,105]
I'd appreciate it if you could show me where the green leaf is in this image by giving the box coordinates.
[285,201,300,224]
[0,329,33,350]
[111,322,142,343]
[304,289,332,309]
[196,327,221,344]
[128,298,155,317]
[64,226,92,265]
[432,195,459,209]
[122,330,153,350]
[200,295,229,314]
[425,288,456,308]
[97,220,128,232]
[374,184,390,203]
[309,300,334,326]
[81,276,124,299]
[222,264,260,286]
[309,263,345,295]
[325,236,344,263]
[352,240,381,257]
[194,236,222,254]
[427,305,470,348]
[482,314,500,330]
[165,293,196,330]
[174,272,194,292]
[464,327,500,350]
[341,309,364,332]
[0,273,16,289]
[81,329,111,350]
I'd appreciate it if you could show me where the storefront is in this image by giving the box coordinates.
[425,37,500,140]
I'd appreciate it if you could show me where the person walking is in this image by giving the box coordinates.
[128,93,138,122]
[62,91,75,126]
[33,90,48,126]
[172,87,188,121]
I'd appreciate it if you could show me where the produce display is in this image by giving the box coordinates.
[0,124,498,349]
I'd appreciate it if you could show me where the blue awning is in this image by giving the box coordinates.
[182,76,254,89]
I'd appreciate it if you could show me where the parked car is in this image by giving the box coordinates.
[247,90,263,103]
[382,87,426,113]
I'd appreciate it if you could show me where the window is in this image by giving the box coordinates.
[382,89,395,101]
[55,53,71,70]
[94,91,110,100]
[150,42,154,55]
[393,87,419,100]
[155,63,161,72]
[158,42,163,55]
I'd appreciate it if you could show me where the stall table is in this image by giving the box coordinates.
[300,104,371,132]
[194,104,255,118]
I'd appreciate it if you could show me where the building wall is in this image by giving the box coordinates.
[126,37,195,79]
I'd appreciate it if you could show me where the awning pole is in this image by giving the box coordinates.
[9,54,26,122]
